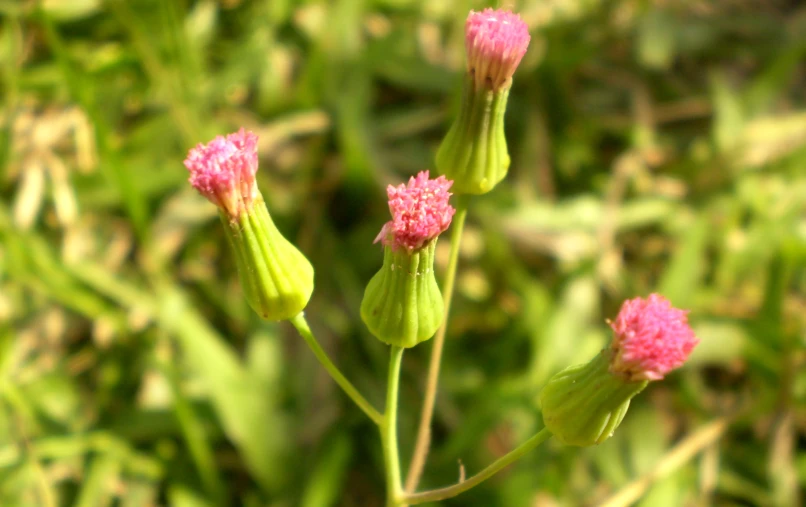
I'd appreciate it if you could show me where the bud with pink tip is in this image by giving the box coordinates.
[361,172,455,348]
[436,9,530,195]
[184,129,314,321]
[540,294,698,446]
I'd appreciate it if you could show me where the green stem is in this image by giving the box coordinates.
[404,198,468,492]
[381,346,405,506]
[290,313,383,425]
[403,428,553,504]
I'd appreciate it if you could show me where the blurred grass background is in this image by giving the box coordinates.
[1,0,806,505]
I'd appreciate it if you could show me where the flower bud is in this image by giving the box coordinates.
[361,172,455,347]
[361,241,443,348]
[220,197,314,321]
[540,350,648,446]
[540,294,698,446]
[185,129,314,320]
[436,9,530,195]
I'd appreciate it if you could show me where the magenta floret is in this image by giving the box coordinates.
[609,294,699,381]
[465,8,531,90]
[184,128,259,217]
[376,171,456,252]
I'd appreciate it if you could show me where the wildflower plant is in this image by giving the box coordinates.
[183,8,700,505]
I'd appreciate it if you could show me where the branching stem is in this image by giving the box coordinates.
[405,198,469,492]
[403,428,553,504]
[290,313,383,425]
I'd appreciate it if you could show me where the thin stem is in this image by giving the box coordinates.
[381,346,405,507]
[405,198,469,491]
[290,313,383,425]
[403,428,552,504]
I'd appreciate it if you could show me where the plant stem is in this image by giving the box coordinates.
[402,428,553,504]
[290,313,383,425]
[381,346,405,506]
[405,198,468,492]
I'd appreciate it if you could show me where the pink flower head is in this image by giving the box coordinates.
[184,128,259,218]
[608,294,699,382]
[465,8,530,90]
[375,171,455,252]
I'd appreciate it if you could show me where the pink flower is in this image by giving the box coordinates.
[609,294,699,381]
[465,8,531,90]
[376,171,456,252]
[184,128,259,218]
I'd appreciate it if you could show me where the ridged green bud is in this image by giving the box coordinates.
[361,241,443,348]
[540,350,648,446]
[222,195,314,321]
[436,82,511,195]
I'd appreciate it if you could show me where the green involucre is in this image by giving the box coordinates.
[222,195,314,321]
[540,349,648,446]
[435,75,512,195]
[361,241,443,348]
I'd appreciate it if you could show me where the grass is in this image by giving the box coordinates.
[1,0,805,505]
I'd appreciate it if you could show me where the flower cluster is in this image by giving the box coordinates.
[465,8,531,90]
[375,171,456,252]
[180,3,704,498]
[184,128,259,218]
[609,294,699,381]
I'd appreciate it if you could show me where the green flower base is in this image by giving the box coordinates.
[361,241,443,348]
[540,350,648,446]
[222,194,314,321]
[435,76,512,195]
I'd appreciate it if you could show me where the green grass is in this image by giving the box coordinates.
[2,0,805,505]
